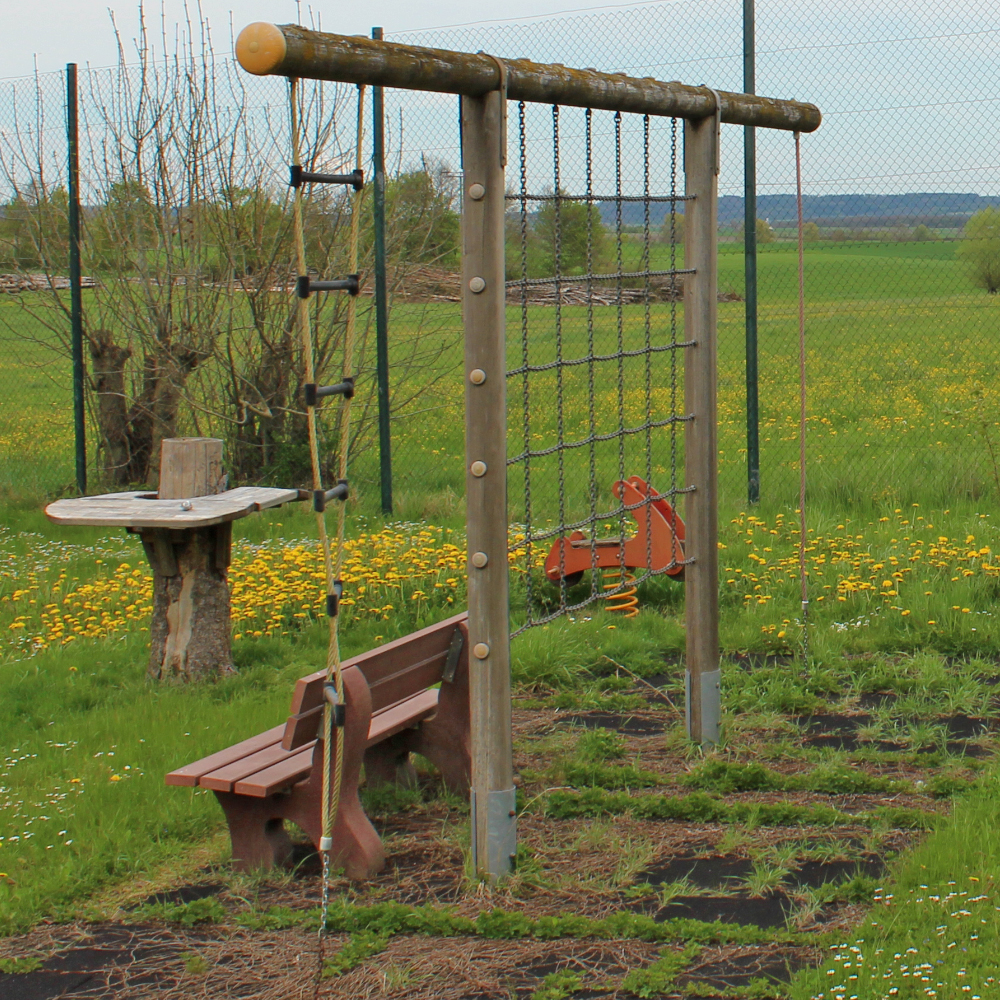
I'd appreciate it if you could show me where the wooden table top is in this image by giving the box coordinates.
[45,486,303,529]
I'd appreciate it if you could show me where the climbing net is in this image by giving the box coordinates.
[507,103,693,633]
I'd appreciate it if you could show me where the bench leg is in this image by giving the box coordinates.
[364,731,419,788]
[285,667,386,879]
[213,791,295,871]
[410,624,472,796]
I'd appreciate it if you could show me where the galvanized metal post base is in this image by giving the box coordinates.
[685,668,721,745]
[470,788,517,878]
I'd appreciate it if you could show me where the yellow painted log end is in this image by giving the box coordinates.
[235,22,287,75]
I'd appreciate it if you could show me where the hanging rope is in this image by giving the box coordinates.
[795,131,808,660]
[290,77,366,994]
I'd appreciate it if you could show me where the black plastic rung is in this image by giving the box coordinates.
[290,164,364,190]
[313,481,349,512]
[296,274,360,298]
[323,682,346,726]
[325,579,344,617]
[304,378,355,407]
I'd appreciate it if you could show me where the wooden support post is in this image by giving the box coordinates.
[684,113,721,745]
[461,88,515,880]
[144,438,234,681]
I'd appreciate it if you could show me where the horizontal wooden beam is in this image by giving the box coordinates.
[236,23,821,133]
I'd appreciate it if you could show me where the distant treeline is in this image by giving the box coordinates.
[597,192,1000,229]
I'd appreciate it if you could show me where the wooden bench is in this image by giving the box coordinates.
[165,611,470,877]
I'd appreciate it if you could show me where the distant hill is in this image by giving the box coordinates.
[595,193,1000,228]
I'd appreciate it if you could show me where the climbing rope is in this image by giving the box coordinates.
[289,77,366,994]
[795,131,809,660]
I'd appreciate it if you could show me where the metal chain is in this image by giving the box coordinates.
[643,115,654,586]
[669,116,680,570]
[552,104,567,615]
[585,107,599,603]
[505,109,692,632]
[614,112,627,580]
[519,101,533,628]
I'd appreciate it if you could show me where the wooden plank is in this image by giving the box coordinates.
[45,486,301,529]
[233,745,315,798]
[198,741,299,792]
[282,704,324,752]
[159,438,224,500]
[164,725,285,787]
[286,613,468,721]
[367,652,449,713]
[366,689,439,747]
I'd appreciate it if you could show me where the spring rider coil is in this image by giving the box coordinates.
[543,477,686,611]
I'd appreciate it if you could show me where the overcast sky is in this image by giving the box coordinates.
[1,0,998,196]
[0,0,587,77]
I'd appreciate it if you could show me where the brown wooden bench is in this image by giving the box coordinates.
[165,611,470,877]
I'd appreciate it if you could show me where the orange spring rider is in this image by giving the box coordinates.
[543,476,686,615]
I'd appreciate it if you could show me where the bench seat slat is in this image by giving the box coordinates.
[199,740,306,792]
[234,744,315,798]
[366,689,439,747]
[164,725,285,788]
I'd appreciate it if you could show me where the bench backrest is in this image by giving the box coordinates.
[282,611,468,750]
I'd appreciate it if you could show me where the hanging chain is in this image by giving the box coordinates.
[519,101,533,627]
[669,116,680,568]
[506,110,695,635]
[552,104,568,613]
[585,108,599,601]
[614,112,627,578]
[643,115,654,582]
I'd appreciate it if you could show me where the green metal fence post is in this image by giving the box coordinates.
[372,26,393,515]
[66,62,87,495]
[743,0,760,504]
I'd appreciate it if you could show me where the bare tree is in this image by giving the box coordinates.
[0,3,464,493]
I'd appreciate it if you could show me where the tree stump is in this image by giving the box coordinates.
[142,438,235,681]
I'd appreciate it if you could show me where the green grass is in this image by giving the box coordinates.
[0,631,314,934]
[789,772,1000,999]
[2,238,1000,986]
[5,238,1000,515]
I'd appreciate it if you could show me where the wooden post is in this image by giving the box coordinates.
[684,113,721,745]
[461,88,515,880]
[144,438,234,681]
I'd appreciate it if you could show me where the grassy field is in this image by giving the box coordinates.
[2,238,1000,996]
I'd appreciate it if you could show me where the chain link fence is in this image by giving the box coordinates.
[0,68,79,500]
[390,0,1000,515]
[2,1,1000,517]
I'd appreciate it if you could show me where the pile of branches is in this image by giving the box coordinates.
[392,265,461,302]
[0,273,97,293]
[389,270,742,306]
[509,278,743,306]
